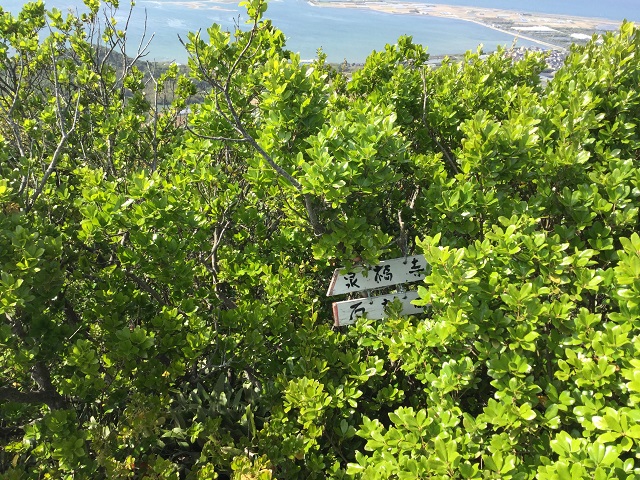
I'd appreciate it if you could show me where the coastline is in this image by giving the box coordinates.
[307,1,623,51]
[463,18,565,51]
[103,0,630,62]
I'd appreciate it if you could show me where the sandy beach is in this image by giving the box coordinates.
[308,1,622,50]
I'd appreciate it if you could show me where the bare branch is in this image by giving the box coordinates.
[303,194,324,235]
[26,94,81,212]
[125,270,168,306]
[118,5,154,74]
[421,68,460,175]
[97,14,119,81]
[24,19,84,210]
[145,62,161,171]
[3,313,68,409]
[184,122,249,143]
[1,58,27,161]
[0,386,67,409]
[226,11,261,87]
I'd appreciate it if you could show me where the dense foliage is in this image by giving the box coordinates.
[1,0,640,478]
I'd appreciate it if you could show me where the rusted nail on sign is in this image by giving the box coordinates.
[327,255,429,326]
[326,255,427,296]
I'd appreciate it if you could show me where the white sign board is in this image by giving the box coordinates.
[332,290,425,326]
[326,255,428,296]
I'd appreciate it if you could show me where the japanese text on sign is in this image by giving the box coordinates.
[332,290,425,326]
[326,255,427,296]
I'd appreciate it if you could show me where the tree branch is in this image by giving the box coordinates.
[181,12,325,236]
[0,386,66,409]
[26,36,82,212]
[184,122,248,143]
[25,95,80,212]
[125,270,168,306]
[421,68,460,175]
[3,313,68,409]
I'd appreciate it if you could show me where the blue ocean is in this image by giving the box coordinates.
[2,0,639,62]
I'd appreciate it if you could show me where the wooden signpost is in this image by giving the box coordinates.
[326,255,429,326]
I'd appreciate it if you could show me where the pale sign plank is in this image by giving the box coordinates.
[326,255,427,296]
[332,290,425,326]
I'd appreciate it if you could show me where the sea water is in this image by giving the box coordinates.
[408,0,640,22]
[2,0,639,63]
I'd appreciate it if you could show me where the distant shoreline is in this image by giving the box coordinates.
[307,1,623,51]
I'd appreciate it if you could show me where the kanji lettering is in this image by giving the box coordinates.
[373,264,393,283]
[408,258,425,277]
[349,301,366,321]
[343,272,360,289]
